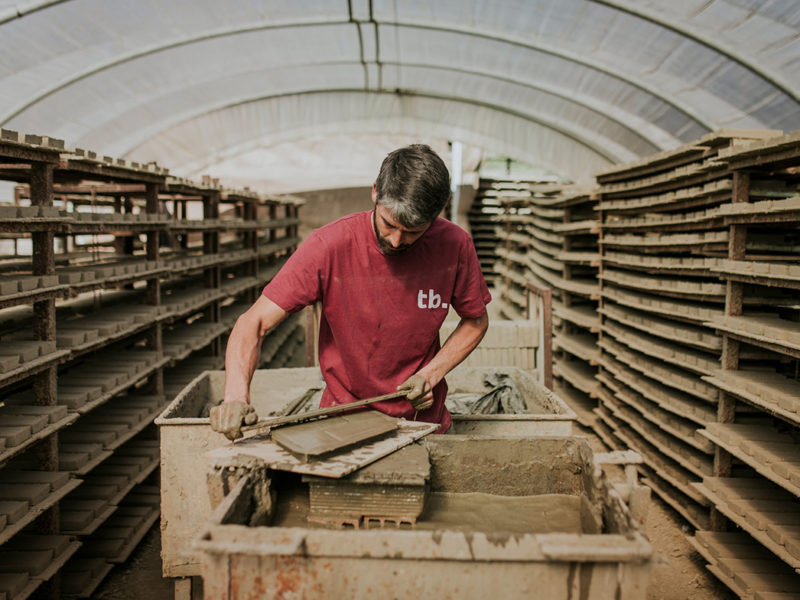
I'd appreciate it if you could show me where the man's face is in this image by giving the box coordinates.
[372,203,431,256]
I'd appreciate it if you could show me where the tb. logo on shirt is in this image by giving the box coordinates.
[417,289,449,309]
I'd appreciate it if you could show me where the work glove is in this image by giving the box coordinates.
[209,401,258,441]
[397,374,433,411]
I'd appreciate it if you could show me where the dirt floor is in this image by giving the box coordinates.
[644,499,734,600]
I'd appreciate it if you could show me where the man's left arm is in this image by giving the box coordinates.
[398,311,489,410]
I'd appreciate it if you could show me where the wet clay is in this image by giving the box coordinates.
[416,492,585,534]
[271,477,585,535]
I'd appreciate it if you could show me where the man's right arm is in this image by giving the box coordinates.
[211,296,290,440]
[224,295,290,404]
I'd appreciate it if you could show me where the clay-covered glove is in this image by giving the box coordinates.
[397,374,433,411]
[209,402,258,441]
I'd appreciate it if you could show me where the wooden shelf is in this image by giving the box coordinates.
[708,314,800,359]
[690,530,800,599]
[0,129,304,597]
[601,302,722,352]
[699,423,800,499]
[694,477,800,571]
[600,336,719,407]
[0,477,82,546]
[702,369,800,427]
[603,319,719,376]
[0,410,79,467]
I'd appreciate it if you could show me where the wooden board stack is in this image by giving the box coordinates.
[468,178,510,287]
[0,129,305,599]
[689,130,800,599]
[490,182,600,426]
[593,129,786,530]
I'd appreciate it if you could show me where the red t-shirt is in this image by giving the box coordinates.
[262,210,491,431]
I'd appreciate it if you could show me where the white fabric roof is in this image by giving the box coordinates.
[1,0,798,191]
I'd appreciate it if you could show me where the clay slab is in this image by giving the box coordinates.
[270,411,398,462]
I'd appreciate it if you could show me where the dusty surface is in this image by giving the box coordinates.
[644,498,735,600]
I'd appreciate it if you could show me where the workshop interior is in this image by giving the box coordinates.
[0,2,799,599]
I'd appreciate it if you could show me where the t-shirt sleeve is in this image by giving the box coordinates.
[262,231,327,313]
[451,234,492,318]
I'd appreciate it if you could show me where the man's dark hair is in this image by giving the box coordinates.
[375,144,451,228]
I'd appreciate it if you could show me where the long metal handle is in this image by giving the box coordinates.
[237,389,408,441]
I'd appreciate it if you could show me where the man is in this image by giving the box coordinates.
[211,144,491,440]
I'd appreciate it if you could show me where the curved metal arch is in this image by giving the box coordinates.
[183,127,585,186]
[594,0,800,104]
[77,58,667,161]
[378,62,684,149]
[0,0,69,25]
[121,88,632,167]
[149,101,611,184]
[1,14,715,134]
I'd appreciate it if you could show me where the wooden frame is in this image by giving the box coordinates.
[525,281,553,390]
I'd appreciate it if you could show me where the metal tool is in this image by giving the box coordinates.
[236,389,409,442]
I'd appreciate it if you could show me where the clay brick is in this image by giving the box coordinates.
[0,482,50,505]
[56,389,90,409]
[12,342,43,362]
[765,523,800,547]
[0,354,20,372]
[784,533,800,559]
[0,572,28,597]
[56,271,83,284]
[59,452,89,472]
[0,280,18,296]
[0,426,31,447]
[94,464,140,478]
[11,534,72,556]
[17,276,38,292]
[70,484,118,501]
[4,405,67,423]
[770,461,800,482]
[754,591,800,600]
[83,538,127,559]
[38,206,60,219]
[61,430,118,447]
[57,331,86,346]
[61,442,104,459]
[0,549,53,575]
[745,508,800,533]
[60,509,94,532]
[0,471,69,492]
[38,274,59,287]
[0,500,29,523]
[718,557,786,580]
[734,571,800,596]
[0,414,49,434]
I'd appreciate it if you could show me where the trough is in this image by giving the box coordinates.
[196,436,652,599]
[156,364,576,578]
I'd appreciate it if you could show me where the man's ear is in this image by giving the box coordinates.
[371,183,377,205]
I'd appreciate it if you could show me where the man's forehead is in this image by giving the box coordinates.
[376,204,429,233]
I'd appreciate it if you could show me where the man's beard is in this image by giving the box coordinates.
[373,210,412,256]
